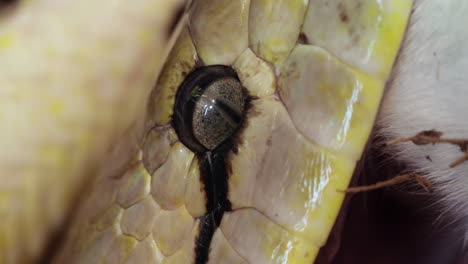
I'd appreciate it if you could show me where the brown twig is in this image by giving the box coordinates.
[450,153,468,168]
[339,173,432,193]
[386,129,468,167]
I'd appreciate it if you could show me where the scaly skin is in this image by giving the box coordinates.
[0,0,411,263]
[0,0,183,263]
[54,1,411,263]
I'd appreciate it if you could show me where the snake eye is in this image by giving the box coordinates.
[172,65,246,153]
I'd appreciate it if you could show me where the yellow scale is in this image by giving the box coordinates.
[52,0,412,263]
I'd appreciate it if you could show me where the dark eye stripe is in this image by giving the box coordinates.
[194,215,216,264]
[215,99,242,125]
[172,65,249,264]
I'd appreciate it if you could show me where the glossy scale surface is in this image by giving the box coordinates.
[55,0,412,263]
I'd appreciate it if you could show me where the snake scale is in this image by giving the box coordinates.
[0,0,412,263]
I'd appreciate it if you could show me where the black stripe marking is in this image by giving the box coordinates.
[194,140,233,263]
[172,65,251,263]
[194,215,216,264]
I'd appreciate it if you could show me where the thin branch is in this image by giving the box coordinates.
[387,129,468,167]
[338,173,432,193]
[450,153,468,168]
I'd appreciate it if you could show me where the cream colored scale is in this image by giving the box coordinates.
[56,0,412,263]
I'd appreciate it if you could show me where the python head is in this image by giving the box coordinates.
[1,0,468,263]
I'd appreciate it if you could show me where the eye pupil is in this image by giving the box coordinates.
[173,65,246,153]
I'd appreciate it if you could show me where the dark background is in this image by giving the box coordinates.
[315,139,466,264]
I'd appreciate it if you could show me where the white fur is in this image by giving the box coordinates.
[378,0,468,236]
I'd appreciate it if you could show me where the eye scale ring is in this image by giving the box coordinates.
[172,65,246,153]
